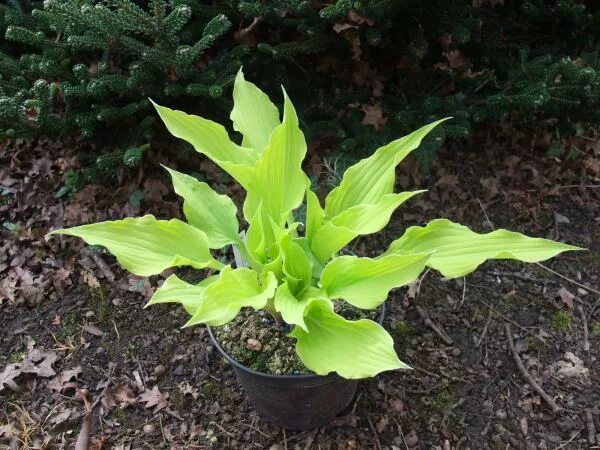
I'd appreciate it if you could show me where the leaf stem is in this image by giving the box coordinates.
[234,240,262,272]
[264,297,283,326]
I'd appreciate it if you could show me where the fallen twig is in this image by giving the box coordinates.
[159,414,166,445]
[413,365,469,384]
[526,184,600,192]
[85,248,115,282]
[475,198,598,298]
[476,197,495,230]
[479,299,548,346]
[476,308,493,347]
[457,277,467,309]
[405,382,448,395]
[480,413,493,436]
[395,420,410,450]
[416,268,431,299]
[504,323,561,414]
[235,16,263,40]
[450,397,466,411]
[74,365,115,447]
[213,422,235,437]
[553,430,581,449]
[489,270,541,283]
[536,262,600,297]
[351,390,363,415]
[74,412,91,450]
[578,305,590,354]
[585,409,596,445]
[74,390,92,450]
[415,305,454,345]
[303,429,318,450]
[112,319,120,342]
[366,415,382,450]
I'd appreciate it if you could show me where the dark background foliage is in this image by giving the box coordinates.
[1,0,599,178]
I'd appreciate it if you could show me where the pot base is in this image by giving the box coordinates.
[208,326,359,430]
[232,364,358,430]
[206,304,385,430]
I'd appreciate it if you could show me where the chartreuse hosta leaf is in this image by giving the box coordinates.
[245,204,285,269]
[310,190,426,263]
[185,267,278,327]
[290,299,409,379]
[324,118,448,219]
[385,219,582,278]
[51,73,581,381]
[49,215,223,276]
[321,253,431,309]
[280,234,312,295]
[274,282,318,331]
[165,167,240,249]
[145,275,218,315]
[305,187,324,246]
[152,101,259,189]
[231,69,280,151]
[243,90,307,224]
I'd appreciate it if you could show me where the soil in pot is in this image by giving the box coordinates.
[212,303,379,375]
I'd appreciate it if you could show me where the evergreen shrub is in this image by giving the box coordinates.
[1,0,598,175]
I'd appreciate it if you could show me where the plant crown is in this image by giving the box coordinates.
[49,70,580,379]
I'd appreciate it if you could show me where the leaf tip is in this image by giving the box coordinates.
[44,228,66,241]
[181,319,194,329]
[398,361,413,370]
[235,66,245,79]
[161,164,176,177]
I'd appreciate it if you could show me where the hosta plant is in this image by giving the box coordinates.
[49,70,580,379]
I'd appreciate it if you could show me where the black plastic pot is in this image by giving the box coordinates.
[207,305,385,430]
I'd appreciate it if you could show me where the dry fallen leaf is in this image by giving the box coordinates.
[0,348,59,391]
[178,381,199,400]
[444,49,468,69]
[112,443,131,450]
[360,104,387,130]
[557,287,575,309]
[376,415,389,433]
[347,10,373,25]
[436,173,460,191]
[139,385,169,412]
[89,436,109,450]
[83,271,100,289]
[0,423,17,440]
[19,348,59,377]
[553,213,570,225]
[0,363,22,391]
[50,407,75,426]
[83,324,104,337]
[551,352,589,380]
[333,22,357,33]
[102,383,137,409]
[0,273,18,303]
[48,366,82,392]
[480,177,500,201]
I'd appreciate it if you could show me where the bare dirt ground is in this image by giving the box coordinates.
[1,123,599,449]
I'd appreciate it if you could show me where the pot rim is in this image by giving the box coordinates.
[206,302,386,381]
